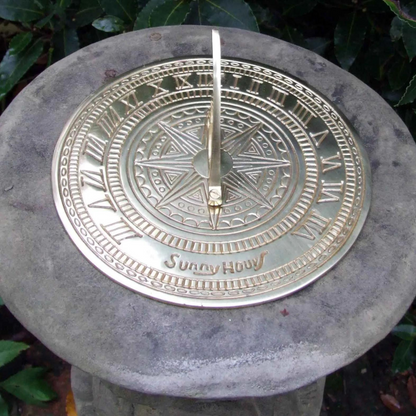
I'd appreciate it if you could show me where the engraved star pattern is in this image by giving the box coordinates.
[135,117,291,230]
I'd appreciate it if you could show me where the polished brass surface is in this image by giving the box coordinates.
[52,34,371,307]
[208,29,223,207]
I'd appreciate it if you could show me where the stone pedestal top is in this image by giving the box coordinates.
[0,26,415,399]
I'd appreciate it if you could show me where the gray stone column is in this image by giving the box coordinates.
[72,367,325,416]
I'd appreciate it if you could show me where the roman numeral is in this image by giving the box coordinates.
[120,91,143,115]
[81,134,108,164]
[97,107,123,137]
[290,101,316,128]
[230,74,242,90]
[267,86,288,107]
[310,130,329,148]
[173,74,192,90]
[102,218,141,244]
[247,79,263,95]
[148,79,168,97]
[197,72,213,87]
[88,195,116,211]
[321,152,342,173]
[80,169,106,191]
[318,181,344,203]
[292,210,331,241]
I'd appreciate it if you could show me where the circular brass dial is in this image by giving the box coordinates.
[52,54,370,308]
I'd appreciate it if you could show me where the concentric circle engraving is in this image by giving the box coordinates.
[52,57,371,308]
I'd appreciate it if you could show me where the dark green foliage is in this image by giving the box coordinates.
[388,57,411,90]
[92,15,125,32]
[392,316,416,373]
[305,37,332,55]
[8,33,32,54]
[334,12,367,70]
[0,395,7,416]
[134,0,166,29]
[402,23,416,60]
[392,324,416,340]
[384,0,416,28]
[281,25,305,46]
[0,302,56,415]
[0,368,57,406]
[398,73,416,105]
[198,0,258,32]
[0,38,43,99]
[52,27,79,61]
[75,0,103,27]
[392,339,416,373]
[99,0,137,23]
[0,341,56,415]
[0,1,46,22]
[281,0,317,18]
[149,0,191,26]
[0,341,29,367]
[0,0,415,128]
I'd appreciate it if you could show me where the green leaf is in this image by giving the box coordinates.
[281,25,305,47]
[382,86,405,104]
[9,33,33,55]
[35,12,54,29]
[200,0,259,32]
[390,16,404,40]
[281,0,317,18]
[0,368,57,405]
[392,339,415,373]
[52,27,80,62]
[388,57,411,90]
[92,15,125,32]
[149,0,190,26]
[74,0,103,27]
[99,0,137,23]
[55,0,72,10]
[366,0,390,13]
[305,37,331,55]
[185,0,210,24]
[334,11,367,70]
[54,0,72,18]
[402,23,416,60]
[0,341,29,367]
[249,3,270,26]
[392,324,416,340]
[325,372,344,393]
[0,394,8,416]
[397,72,416,105]
[403,312,416,325]
[134,0,167,29]
[364,37,395,81]
[0,0,45,22]
[383,0,416,28]
[0,39,43,100]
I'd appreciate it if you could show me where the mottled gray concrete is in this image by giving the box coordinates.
[71,367,325,416]
[0,26,416,399]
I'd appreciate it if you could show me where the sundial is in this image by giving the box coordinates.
[2,23,416,410]
[52,29,371,308]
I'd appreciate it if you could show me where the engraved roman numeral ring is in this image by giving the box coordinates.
[52,30,371,308]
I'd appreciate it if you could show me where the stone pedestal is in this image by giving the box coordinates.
[71,367,325,416]
[1,25,416,416]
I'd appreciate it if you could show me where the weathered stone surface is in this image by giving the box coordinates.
[72,367,325,416]
[0,26,416,399]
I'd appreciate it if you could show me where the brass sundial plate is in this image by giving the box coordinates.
[52,57,371,308]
